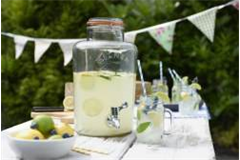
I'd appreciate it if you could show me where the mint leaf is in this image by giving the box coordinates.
[137,122,151,133]
[99,75,111,80]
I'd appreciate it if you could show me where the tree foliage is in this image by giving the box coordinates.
[1,0,238,151]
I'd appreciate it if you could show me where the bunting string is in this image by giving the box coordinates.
[1,0,237,66]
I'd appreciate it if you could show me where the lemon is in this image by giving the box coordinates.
[63,96,74,110]
[55,123,74,137]
[180,92,190,101]
[83,98,103,117]
[80,73,95,90]
[155,92,170,103]
[48,135,62,140]
[157,81,164,87]
[182,76,189,85]
[148,111,163,127]
[14,129,44,140]
[190,83,202,90]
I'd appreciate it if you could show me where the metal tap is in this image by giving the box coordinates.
[107,102,128,129]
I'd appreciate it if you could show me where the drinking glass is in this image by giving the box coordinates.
[135,96,173,144]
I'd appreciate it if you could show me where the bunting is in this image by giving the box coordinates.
[1,1,236,66]
[34,40,51,63]
[148,22,176,54]
[13,35,28,59]
[59,40,78,66]
[187,7,218,42]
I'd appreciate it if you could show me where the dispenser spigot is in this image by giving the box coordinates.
[107,102,128,129]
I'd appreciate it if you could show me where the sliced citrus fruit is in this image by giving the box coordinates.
[155,92,170,103]
[82,98,103,117]
[182,76,189,85]
[190,83,202,90]
[148,111,162,127]
[63,96,74,110]
[80,72,95,90]
[180,92,190,101]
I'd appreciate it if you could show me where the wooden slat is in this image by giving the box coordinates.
[31,111,73,118]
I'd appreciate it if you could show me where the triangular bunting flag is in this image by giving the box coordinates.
[233,0,239,10]
[34,40,51,63]
[124,32,137,43]
[14,35,28,59]
[188,7,217,42]
[148,22,176,54]
[59,41,77,66]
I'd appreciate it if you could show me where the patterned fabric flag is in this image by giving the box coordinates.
[188,7,217,42]
[148,22,176,54]
[59,40,78,66]
[233,0,239,10]
[14,35,28,59]
[124,32,137,43]
[34,40,51,63]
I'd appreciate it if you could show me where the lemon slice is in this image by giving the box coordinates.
[180,92,190,101]
[63,96,74,110]
[148,111,163,127]
[80,73,95,90]
[83,98,103,117]
[155,92,170,103]
[190,83,202,90]
[182,76,189,85]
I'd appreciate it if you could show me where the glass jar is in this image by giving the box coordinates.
[171,80,181,103]
[73,18,138,136]
[135,96,173,144]
[152,77,169,96]
[179,85,201,115]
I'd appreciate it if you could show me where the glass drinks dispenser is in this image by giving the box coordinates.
[73,18,138,136]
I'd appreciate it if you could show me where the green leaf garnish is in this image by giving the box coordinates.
[99,75,112,80]
[137,122,151,133]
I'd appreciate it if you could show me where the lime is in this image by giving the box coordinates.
[14,129,44,140]
[31,115,55,136]
[82,98,103,117]
[155,92,170,103]
[63,96,74,110]
[148,111,162,127]
[190,83,202,90]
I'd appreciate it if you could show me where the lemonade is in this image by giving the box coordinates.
[74,71,136,136]
[137,109,164,144]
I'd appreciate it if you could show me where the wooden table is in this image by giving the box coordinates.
[2,115,215,160]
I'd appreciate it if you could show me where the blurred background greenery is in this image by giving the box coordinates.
[1,0,238,155]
